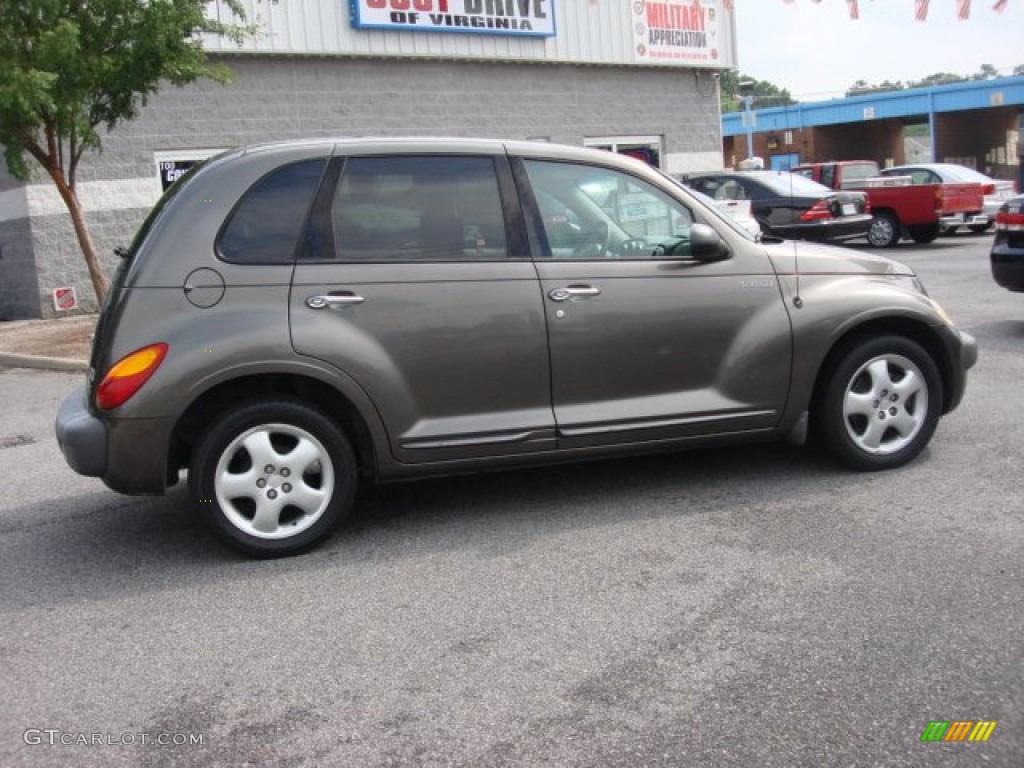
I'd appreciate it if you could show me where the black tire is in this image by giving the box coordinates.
[189,399,357,557]
[814,335,942,471]
[867,212,900,248]
[908,222,940,244]
[968,222,992,234]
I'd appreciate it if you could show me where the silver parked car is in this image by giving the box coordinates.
[56,139,977,556]
[880,163,1015,233]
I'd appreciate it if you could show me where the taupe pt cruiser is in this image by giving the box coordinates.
[56,139,977,556]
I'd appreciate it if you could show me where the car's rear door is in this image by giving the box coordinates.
[515,157,793,448]
[290,149,555,464]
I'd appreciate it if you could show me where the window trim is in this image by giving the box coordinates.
[215,157,330,266]
[299,152,527,264]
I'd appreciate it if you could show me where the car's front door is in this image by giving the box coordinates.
[290,152,555,464]
[518,158,793,448]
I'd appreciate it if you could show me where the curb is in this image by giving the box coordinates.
[0,351,89,373]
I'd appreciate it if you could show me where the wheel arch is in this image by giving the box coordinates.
[808,317,958,422]
[169,373,379,484]
[869,205,899,222]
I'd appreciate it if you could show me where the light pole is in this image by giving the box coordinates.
[738,79,755,161]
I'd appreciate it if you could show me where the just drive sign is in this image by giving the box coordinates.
[350,0,556,37]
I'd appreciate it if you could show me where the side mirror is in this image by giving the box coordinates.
[689,223,731,262]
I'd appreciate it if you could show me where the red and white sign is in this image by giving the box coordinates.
[52,286,78,312]
[632,0,727,65]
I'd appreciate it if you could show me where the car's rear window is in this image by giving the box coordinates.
[754,173,833,197]
[219,159,327,264]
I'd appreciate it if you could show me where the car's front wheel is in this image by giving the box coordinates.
[189,399,357,557]
[815,336,942,471]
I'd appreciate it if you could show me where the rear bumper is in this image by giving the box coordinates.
[55,387,174,494]
[55,388,107,477]
[940,212,988,230]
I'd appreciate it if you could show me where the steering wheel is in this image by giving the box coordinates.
[571,221,610,259]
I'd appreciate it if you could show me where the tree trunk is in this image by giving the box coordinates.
[48,169,110,306]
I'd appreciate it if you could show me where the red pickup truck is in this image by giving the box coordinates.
[792,161,985,248]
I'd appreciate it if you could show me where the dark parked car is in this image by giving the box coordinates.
[56,139,976,556]
[682,170,872,243]
[991,194,1024,292]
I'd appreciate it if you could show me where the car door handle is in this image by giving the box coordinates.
[548,285,601,302]
[306,293,366,309]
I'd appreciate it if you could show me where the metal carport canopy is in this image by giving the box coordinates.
[722,75,1024,135]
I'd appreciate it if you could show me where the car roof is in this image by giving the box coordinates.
[238,136,630,163]
[231,136,663,180]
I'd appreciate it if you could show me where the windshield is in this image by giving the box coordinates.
[753,172,833,197]
[931,165,993,183]
[884,164,997,184]
[838,162,880,183]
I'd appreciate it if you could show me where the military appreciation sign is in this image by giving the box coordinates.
[351,0,556,37]
[632,0,724,65]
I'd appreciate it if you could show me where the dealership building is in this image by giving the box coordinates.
[0,0,736,320]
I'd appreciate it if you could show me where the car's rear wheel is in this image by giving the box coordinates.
[908,222,940,244]
[815,336,942,471]
[968,222,991,234]
[867,212,900,248]
[189,399,357,557]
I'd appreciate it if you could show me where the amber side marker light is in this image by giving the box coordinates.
[96,343,168,410]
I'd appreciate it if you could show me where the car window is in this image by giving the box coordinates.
[754,172,833,197]
[895,168,941,185]
[218,159,327,264]
[715,180,747,201]
[838,163,878,185]
[686,177,719,197]
[327,155,508,262]
[934,165,993,184]
[524,160,695,260]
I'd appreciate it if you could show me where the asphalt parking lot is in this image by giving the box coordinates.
[1,233,1020,767]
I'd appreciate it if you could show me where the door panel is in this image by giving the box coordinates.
[290,154,554,464]
[291,263,553,462]
[521,159,793,448]
[536,261,792,447]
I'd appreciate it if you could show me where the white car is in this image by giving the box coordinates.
[682,185,762,237]
[881,163,1016,233]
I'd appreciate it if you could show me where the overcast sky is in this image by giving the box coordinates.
[733,0,1024,102]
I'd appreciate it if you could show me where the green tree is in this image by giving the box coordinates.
[972,63,999,80]
[719,71,795,113]
[0,1,262,304]
[910,72,965,88]
[846,79,905,97]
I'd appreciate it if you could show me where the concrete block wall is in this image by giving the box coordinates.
[0,163,39,320]
[2,55,722,319]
